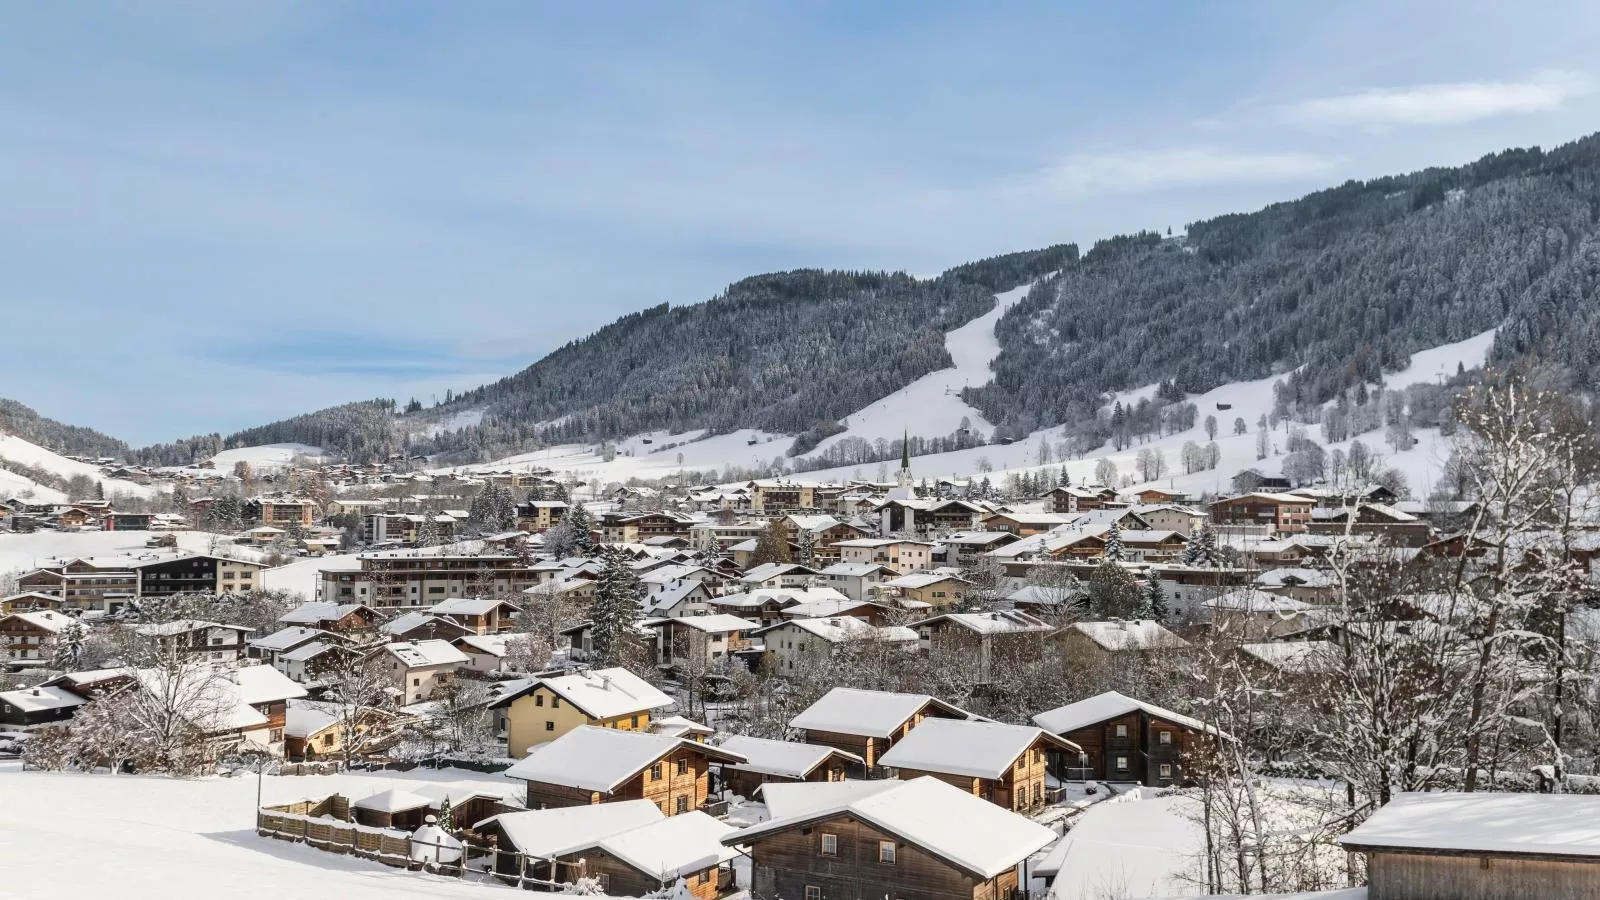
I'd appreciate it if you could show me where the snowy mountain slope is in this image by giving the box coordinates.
[208,443,326,473]
[0,466,67,504]
[0,433,157,500]
[809,282,1035,453]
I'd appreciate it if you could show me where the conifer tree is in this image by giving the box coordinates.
[1103,521,1125,562]
[589,546,642,667]
[1139,568,1167,622]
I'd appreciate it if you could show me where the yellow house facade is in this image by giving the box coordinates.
[498,668,674,758]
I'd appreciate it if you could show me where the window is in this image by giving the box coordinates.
[412,678,420,687]
[675,796,689,814]
[676,758,689,775]
[268,728,283,742]
[804,887,822,900]
[698,870,711,885]
[551,697,560,708]
[535,694,544,707]
[878,841,896,865]
[1114,724,1128,738]
[820,833,838,856]
[595,874,610,892]
[651,763,663,781]
[1116,756,1129,771]
[544,721,555,732]
[630,715,639,728]
[1158,730,1172,745]
[322,734,334,748]
[1159,764,1173,778]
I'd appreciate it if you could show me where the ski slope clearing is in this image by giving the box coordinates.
[810,283,1033,455]
[0,466,66,504]
[0,433,157,500]
[1048,791,1201,899]
[0,530,265,579]
[0,762,520,900]
[210,443,325,472]
[445,428,789,484]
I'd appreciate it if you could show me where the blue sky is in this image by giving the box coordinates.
[5,1,1600,445]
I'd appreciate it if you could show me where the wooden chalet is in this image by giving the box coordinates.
[502,726,747,815]
[725,777,1056,900]
[426,596,521,634]
[1032,690,1217,786]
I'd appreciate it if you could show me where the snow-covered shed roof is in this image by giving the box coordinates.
[878,718,1079,779]
[911,610,1054,636]
[717,734,864,779]
[725,776,1056,879]
[354,787,434,814]
[283,700,341,738]
[1032,691,1214,737]
[1069,620,1190,652]
[589,811,738,878]
[1238,641,1341,674]
[788,687,973,738]
[476,800,666,858]
[502,726,746,793]
[1204,589,1318,613]
[648,715,714,739]
[1340,791,1600,857]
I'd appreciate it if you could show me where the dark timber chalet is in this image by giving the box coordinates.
[724,777,1056,900]
[502,725,747,816]
[1339,792,1600,900]
[1031,691,1219,787]
[788,687,974,771]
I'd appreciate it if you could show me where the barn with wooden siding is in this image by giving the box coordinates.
[1340,791,1600,900]
[725,776,1056,900]
[715,735,863,799]
[788,687,974,771]
[502,725,747,815]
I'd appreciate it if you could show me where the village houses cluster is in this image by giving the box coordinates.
[3,443,1597,900]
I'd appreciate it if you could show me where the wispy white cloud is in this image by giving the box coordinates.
[1282,70,1592,128]
[1031,147,1338,195]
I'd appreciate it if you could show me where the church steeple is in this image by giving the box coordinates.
[896,429,913,490]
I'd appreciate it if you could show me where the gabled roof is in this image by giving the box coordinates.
[1032,690,1213,737]
[134,619,254,638]
[717,734,865,779]
[818,562,899,577]
[249,626,332,652]
[353,787,433,814]
[503,726,747,792]
[724,776,1056,879]
[1339,791,1600,858]
[646,613,759,634]
[0,684,87,713]
[1069,620,1190,652]
[757,779,899,820]
[379,613,470,637]
[279,601,378,625]
[883,572,968,590]
[588,811,738,879]
[491,667,673,719]
[788,687,973,739]
[428,596,521,617]
[2,609,73,633]
[739,562,820,583]
[879,718,1080,779]
[381,639,469,668]
[1203,589,1318,613]
[911,610,1053,636]
[476,800,666,859]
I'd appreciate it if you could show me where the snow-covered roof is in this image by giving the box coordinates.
[476,800,666,858]
[455,633,530,658]
[1340,791,1600,857]
[879,718,1078,779]
[777,596,877,619]
[649,613,759,634]
[0,684,88,714]
[427,596,520,616]
[648,715,714,739]
[131,664,307,733]
[1204,589,1318,613]
[1254,568,1336,589]
[535,668,673,719]
[354,787,434,814]
[278,640,341,663]
[789,687,972,738]
[1070,620,1190,652]
[1238,641,1341,674]
[761,615,913,645]
[380,612,466,636]
[3,609,72,632]
[726,776,1056,879]
[381,639,469,668]
[912,610,1053,636]
[1032,690,1213,737]
[591,811,738,878]
[279,601,373,625]
[739,562,819,583]
[503,726,746,792]
[818,562,898,577]
[135,619,252,637]
[248,626,329,652]
[718,734,864,779]
[883,572,967,589]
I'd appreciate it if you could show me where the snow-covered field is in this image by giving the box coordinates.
[262,551,360,601]
[0,762,518,900]
[0,433,157,500]
[1049,791,1202,900]
[0,530,264,579]
[209,443,326,472]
